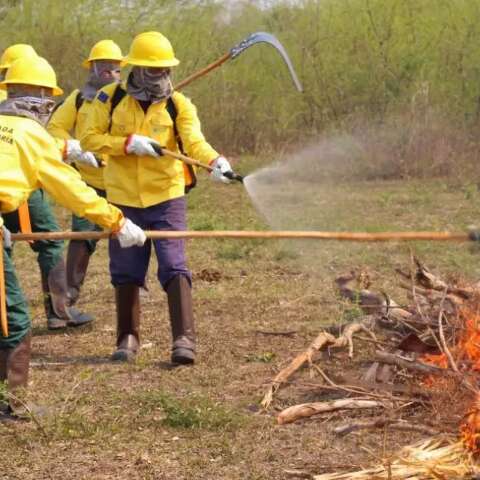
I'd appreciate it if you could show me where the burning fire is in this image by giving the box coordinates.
[421,308,480,453]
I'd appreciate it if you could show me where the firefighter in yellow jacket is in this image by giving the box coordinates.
[0,43,96,330]
[0,55,146,420]
[81,31,236,365]
[48,40,124,306]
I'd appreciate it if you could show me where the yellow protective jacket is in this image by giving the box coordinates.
[0,114,124,231]
[48,89,105,190]
[80,83,219,208]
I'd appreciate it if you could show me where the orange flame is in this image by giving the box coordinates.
[420,308,480,452]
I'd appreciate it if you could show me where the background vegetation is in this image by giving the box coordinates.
[1,0,480,176]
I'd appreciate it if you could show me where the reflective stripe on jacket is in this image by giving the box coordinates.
[0,115,123,230]
[80,83,218,208]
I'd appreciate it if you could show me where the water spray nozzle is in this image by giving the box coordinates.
[224,171,244,183]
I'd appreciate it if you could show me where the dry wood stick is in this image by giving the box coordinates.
[334,418,442,436]
[10,230,471,243]
[311,365,395,400]
[277,398,384,425]
[437,292,460,374]
[374,351,459,377]
[331,317,377,358]
[260,332,336,409]
[295,380,434,400]
[261,318,377,409]
[414,257,474,298]
[335,274,412,322]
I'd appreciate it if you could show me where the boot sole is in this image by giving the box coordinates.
[47,321,68,330]
[0,413,28,423]
[171,348,195,365]
[67,318,94,327]
[111,349,137,363]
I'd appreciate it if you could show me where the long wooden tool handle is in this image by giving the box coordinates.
[0,237,8,337]
[174,53,232,91]
[10,230,471,242]
[161,148,213,173]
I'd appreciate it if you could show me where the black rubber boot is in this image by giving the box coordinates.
[167,275,196,365]
[42,259,94,330]
[111,284,140,362]
[0,332,31,422]
[66,241,91,306]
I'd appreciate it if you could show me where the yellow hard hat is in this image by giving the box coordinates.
[0,44,37,69]
[0,56,63,96]
[123,31,180,68]
[82,39,125,68]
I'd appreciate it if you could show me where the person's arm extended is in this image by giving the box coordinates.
[174,93,219,165]
[22,124,124,231]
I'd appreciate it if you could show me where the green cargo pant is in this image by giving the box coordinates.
[3,189,64,277]
[0,246,30,349]
[71,187,106,254]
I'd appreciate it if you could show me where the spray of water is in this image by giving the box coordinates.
[243,135,364,230]
[240,120,464,267]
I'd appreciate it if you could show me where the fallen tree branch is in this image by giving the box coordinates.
[331,316,377,358]
[336,274,412,322]
[277,398,384,425]
[334,418,442,436]
[261,332,336,409]
[414,257,474,299]
[261,317,379,408]
[438,299,460,374]
[374,351,458,377]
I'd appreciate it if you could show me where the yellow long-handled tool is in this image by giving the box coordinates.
[0,231,8,338]
[10,230,472,243]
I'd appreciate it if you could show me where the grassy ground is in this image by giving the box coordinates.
[2,160,480,479]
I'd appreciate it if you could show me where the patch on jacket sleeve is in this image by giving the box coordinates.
[97,91,109,103]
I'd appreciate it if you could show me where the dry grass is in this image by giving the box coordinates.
[2,162,480,479]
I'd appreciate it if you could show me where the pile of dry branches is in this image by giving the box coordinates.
[261,258,480,479]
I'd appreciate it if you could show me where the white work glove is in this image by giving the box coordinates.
[125,134,161,158]
[65,140,99,168]
[1,225,11,248]
[210,156,232,184]
[75,151,100,168]
[64,139,82,162]
[116,219,146,248]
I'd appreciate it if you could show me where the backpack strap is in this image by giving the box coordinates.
[50,90,84,125]
[108,84,127,132]
[166,96,197,193]
[75,91,84,111]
